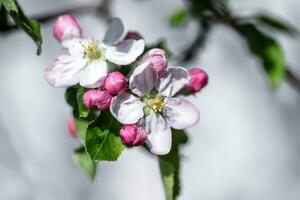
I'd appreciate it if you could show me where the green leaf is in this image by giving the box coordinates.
[159,130,188,200]
[236,23,286,87]
[85,111,124,161]
[169,9,188,27]
[76,87,91,118]
[253,14,297,35]
[1,0,42,54]
[0,3,9,31]
[65,86,80,117]
[72,146,97,181]
[74,118,90,143]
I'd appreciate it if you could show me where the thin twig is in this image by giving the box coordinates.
[286,67,300,91]
[178,19,212,64]
[181,0,300,92]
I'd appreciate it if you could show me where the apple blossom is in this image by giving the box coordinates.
[119,124,147,147]
[52,14,81,42]
[103,71,127,94]
[186,68,208,92]
[45,17,145,88]
[142,48,167,75]
[110,62,200,155]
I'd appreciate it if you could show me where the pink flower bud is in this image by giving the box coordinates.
[142,48,167,75]
[103,72,127,94]
[83,90,100,109]
[186,68,208,92]
[83,90,112,111]
[95,91,112,111]
[124,31,143,40]
[66,118,76,137]
[119,124,147,147]
[52,14,81,42]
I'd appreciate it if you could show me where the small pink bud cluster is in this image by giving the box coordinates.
[66,118,76,138]
[52,14,81,42]
[186,68,208,93]
[142,48,167,75]
[103,72,127,94]
[83,72,127,111]
[83,90,112,111]
[119,124,147,147]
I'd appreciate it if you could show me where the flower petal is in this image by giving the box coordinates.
[105,39,145,65]
[44,55,85,87]
[129,61,158,97]
[156,66,189,97]
[110,93,144,124]
[144,113,172,155]
[79,59,108,88]
[61,38,88,56]
[164,97,200,129]
[103,18,124,45]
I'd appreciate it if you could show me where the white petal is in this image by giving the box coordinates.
[129,61,158,97]
[156,66,189,97]
[79,59,108,88]
[144,113,172,155]
[61,38,88,56]
[164,97,200,129]
[105,39,145,65]
[103,18,124,45]
[110,93,144,124]
[44,55,86,87]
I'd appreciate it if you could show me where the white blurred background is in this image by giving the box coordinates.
[0,0,300,199]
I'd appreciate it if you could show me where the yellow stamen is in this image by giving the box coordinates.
[147,97,165,113]
[82,40,101,60]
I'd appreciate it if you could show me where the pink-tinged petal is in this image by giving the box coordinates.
[141,48,167,75]
[144,113,172,155]
[129,61,158,97]
[110,93,144,124]
[79,59,108,88]
[124,31,143,40]
[61,38,88,56]
[103,18,124,45]
[105,39,145,65]
[156,66,189,97]
[44,55,86,87]
[164,97,200,129]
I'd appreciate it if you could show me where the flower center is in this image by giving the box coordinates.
[83,40,102,61]
[143,96,166,114]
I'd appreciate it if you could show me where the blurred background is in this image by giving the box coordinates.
[0,0,300,199]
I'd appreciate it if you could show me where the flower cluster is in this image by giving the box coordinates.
[46,15,208,157]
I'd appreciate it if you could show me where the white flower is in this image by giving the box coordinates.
[110,62,200,155]
[45,18,145,88]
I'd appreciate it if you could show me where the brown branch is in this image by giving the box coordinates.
[181,0,300,92]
